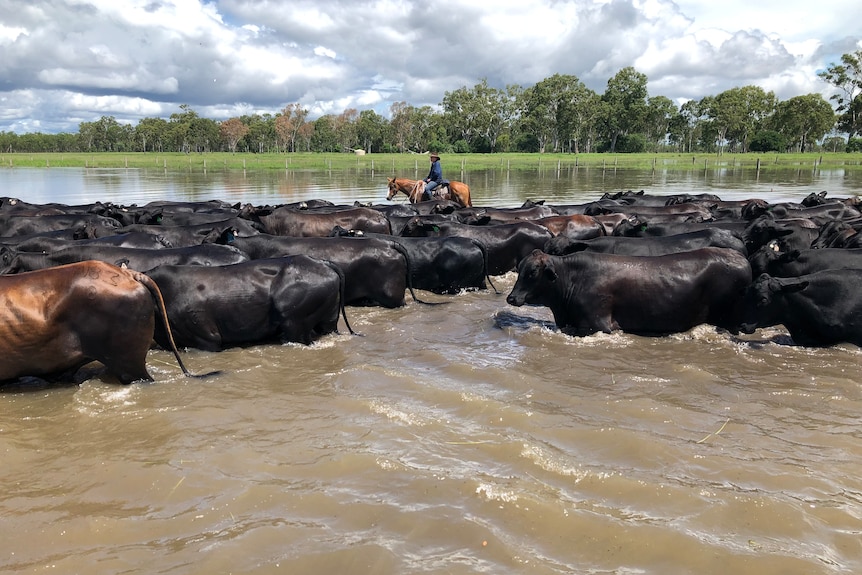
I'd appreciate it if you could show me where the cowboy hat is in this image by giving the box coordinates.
[429,152,440,160]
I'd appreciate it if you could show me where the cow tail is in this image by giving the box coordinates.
[322,260,356,336]
[134,272,192,378]
[470,238,500,294]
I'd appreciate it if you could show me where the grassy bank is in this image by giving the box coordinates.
[2,151,861,173]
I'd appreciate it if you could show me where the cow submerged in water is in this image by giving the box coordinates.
[0,260,190,385]
[506,247,752,336]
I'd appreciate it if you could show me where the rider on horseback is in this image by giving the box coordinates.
[422,153,443,201]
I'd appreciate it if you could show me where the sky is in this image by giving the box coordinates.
[0,0,860,134]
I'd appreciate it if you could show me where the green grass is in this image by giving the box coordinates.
[1,151,861,172]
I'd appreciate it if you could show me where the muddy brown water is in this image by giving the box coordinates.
[1,166,861,574]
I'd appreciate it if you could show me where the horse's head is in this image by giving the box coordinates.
[386,177,398,201]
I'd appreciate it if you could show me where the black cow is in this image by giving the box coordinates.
[763,201,858,222]
[0,213,122,237]
[612,215,746,238]
[399,218,553,276]
[584,200,715,222]
[12,231,172,252]
[456,204,558,224]
[222,234,416,307]
[506,247,752,336]
[544,227,747,257]
[740,215,820,253]
[0,243,249,274]
[810,220,862,249]
[739,271,862,347]
[329,227,495,294]
[145,256,352,351]
[119,217,262,247]
[748,245,862,277]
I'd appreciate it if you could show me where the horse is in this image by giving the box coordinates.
[386,177,472,208]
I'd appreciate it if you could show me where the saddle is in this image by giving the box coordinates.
[429,179,450,199]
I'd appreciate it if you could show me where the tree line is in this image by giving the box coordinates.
[3,50,861,155]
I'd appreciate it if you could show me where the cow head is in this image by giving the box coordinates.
[612,215,647,237]
[739,273,809,333]
[802,191,828,207]
[543,236,588,256]
[0,246,21,275]
[740,199,771,221]
[742,215,794,252]
[506,249,558,307]
[747,241,795,276]
[399,217,437,237]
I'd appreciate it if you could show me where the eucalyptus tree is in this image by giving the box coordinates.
[275,103,310,152]
[389,101,413,153]
[389,102,435,152]
[219,118,249,154]
[296,121,315,152]
[411,105,439,152]
[310,115,338,152]
[424,111,451,153]
[16,132,65,152]
[78,116,130,152]
[706,86,776,152]
[333,108,359,152]
[241,113,276,153]
[135,117,169,152]
[50,132,79,153]
[771,94,835,151]
[599,67,649,152]
[188,116,220,153]
[168,104,198,152]
[556,77,600,154]
[518,74,590,153]
[818,49,862,137]
[516,81,555,153]
[356,109,388,153]
[643,96,677,151]
[441,78,514,152]
[668,99,707,152]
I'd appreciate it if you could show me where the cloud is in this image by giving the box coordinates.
[0,0,858,133]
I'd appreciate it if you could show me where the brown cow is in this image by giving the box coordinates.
[0,260,189,385]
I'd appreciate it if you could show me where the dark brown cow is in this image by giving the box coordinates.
[532,214,606,238]
[0,260,189,384]
[240,205,391,236]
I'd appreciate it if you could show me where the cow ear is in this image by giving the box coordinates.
[782,279,809,294]
[776,249,799,263]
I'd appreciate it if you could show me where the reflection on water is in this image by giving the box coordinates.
[1,164,860,207]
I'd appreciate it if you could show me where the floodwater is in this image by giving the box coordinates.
[1,163,862,574]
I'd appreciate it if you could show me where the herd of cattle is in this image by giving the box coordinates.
[1,188,862,385]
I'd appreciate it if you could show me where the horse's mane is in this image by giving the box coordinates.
[408,180,425,203]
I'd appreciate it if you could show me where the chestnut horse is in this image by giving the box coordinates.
[386,177,472,208]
